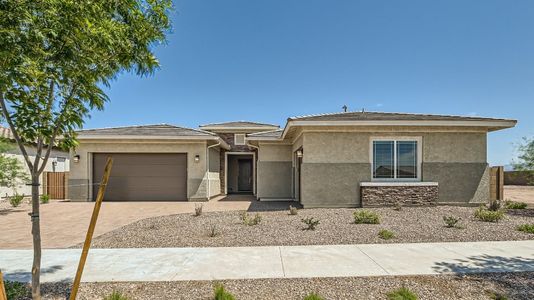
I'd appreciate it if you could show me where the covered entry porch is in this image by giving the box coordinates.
[225,152,256,195]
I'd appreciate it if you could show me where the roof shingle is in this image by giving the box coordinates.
[77,124,216,137]
[289,111,515,122]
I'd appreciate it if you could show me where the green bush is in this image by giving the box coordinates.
[387,287,418,300]
[303,292,324,300]
[517,224,534,234]
[443,216,461,228]
[213,283,236,300]
[488,199,502,211]
[241,212,262,226]
[378,229,395,240]
[505,200,527,209]
[5,280,29,300]
[103,291,130,300]
[9,194,24,207]
[40,194,50,204]
[474,206,504,222]
[488,291,509,300]
[301,217,320,230]
[353,210,380,224]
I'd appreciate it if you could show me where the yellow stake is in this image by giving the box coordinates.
[0,271,7,300]
[69,157,113,300]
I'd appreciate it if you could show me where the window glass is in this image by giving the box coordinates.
[397,141,417,178]
[373,141,394,178]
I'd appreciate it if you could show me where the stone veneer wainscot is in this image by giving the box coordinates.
[360,182,439,207]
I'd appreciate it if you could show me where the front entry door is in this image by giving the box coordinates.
[238,159,252,192]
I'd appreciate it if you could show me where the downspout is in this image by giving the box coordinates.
[206,141,221,200]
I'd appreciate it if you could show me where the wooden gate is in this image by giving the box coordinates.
[490,166,504,201]
[44,172,68,199]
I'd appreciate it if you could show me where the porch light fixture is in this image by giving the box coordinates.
[296,150,303,158]
[194,154,200,163]
[73,155,80,163]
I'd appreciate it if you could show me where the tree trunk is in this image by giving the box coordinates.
[30,174,41,300]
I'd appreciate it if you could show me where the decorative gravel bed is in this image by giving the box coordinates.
[28,272,534,300]
[85,206,534,248]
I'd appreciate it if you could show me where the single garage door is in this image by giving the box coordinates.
[93,153,187,201]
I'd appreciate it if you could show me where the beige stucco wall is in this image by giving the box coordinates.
[257,144,293,199]
[68,140,211,201]
[299,130,489,207]
[208,147,221,198]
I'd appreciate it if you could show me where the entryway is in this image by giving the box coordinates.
[226,153,255,194]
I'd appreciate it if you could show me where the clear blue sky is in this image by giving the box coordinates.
[87,0,534,166]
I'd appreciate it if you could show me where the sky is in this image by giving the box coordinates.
[86,0,534,166]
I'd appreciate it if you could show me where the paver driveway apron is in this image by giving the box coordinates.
[1,241,533,283]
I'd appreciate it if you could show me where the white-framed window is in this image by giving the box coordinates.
[234,134,246,145]
[370,137,422,181]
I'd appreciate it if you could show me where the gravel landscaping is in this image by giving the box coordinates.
[20,272,534,299]
[85,206,534,248]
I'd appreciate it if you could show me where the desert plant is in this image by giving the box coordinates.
[213,283,236,300]
[488,199,502,211]
[289,205,298,215]
[9,194,24,207]
[353,210,380,224]
[517,224,534,234]
[208,223,220,237]
[504,200,528,209]
[301,217,320,230]
[387,287,418,300]
[474,206,504,222]
[40,194,50,204]
[103,291,130,300]
[241,212,262,226]
[488,291,509,300]
[378,229,395,240]
[443,216,461,228]
[5,280,29,300]
[303,292,324,300]
[194,203,203,216]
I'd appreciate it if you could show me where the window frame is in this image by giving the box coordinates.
[234,133,246,145]
[369,136,422,182]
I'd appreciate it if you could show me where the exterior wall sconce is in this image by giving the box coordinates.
[73,155,80,163]
[194,154,200,163]
[296,150,303,158]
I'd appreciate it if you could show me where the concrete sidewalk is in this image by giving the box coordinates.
[1,241,533,283]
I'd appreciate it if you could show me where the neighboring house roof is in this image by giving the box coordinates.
[199,121,280,130]
[76,124,231,149]
[288,111,514,122]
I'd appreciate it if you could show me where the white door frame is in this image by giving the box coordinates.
[225,151,256,195]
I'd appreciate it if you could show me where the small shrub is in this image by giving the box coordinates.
[289,205,298,215]
[488,291,509,300]
[504,200,527,209]
[387,287,418,300]
[353,210,380,224]
[40,194,50,204]
[301,217,320,230]
[194,203,203,216]
[378,229,395,240]
[303,292,324,300]
[488,199,502,211]
[9,194,24,207]
[103,291,130,300]
[213,283,236,300]
[474,206,504,222]
[208,223,220,237]
[5,280,29,300]
[517,224,534,234]
[443,216,461,228]
[241,212,262,226]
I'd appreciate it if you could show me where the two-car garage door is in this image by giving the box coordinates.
[93,153,187,201]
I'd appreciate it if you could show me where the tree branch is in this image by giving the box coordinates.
[0,91,34,171]
[33,80,55,172]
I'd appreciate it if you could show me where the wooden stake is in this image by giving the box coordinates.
[0,271,7,300]
[69,157,113,300]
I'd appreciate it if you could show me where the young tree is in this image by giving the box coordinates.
[0,138,30,195]
[513,137,534,184]
[0,1,172,298]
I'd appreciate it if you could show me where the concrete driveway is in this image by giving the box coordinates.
[0,196,253,249]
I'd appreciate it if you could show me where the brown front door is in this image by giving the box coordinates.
[237,159,252,192]
[93,153,187,201]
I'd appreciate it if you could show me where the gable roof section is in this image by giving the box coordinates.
[247,129,283,140]
[199,121,279,130]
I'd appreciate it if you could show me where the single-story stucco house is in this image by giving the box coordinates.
[68,111,516,208]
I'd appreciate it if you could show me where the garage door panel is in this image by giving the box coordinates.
[93,153,187,201]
